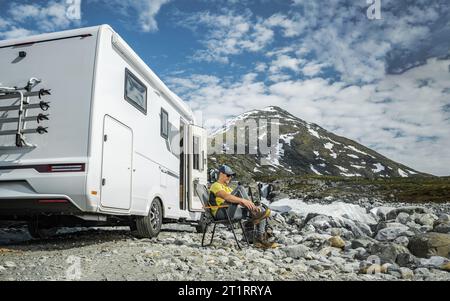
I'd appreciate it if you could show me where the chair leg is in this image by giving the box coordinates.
[202,223,210,247]
[239,220,250,246]
[209,224,217,246]
[226,212,241,250]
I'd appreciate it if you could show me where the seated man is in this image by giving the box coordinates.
[209,165,275,248]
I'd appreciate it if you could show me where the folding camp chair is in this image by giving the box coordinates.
[194,184,249,250]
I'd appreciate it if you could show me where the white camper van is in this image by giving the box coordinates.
[0,25,208,238]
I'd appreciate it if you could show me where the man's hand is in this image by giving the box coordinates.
[240,199,258,212]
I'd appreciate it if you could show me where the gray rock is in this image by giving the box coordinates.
[369,243,411,264]
[4,261,16,268]
[414,268,431,278]
[434,222,450,234]
[306,215,335,230]
[408,232,450,258]
[418,256,450,269]
[414,213,438,227]
[375,225,409,241]
[399,267,414,280]
[394,236,409,247]
[437,214,450,223]
[370,206,396,221]
[396,212,411,225]
[284,244,311,259]
[351,237,377,249]
[386,207,429,221]
[396,253,416,267]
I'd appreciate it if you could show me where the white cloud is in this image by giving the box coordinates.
[178,10,275,63]
[168,58,450,176]
[0,1,81,39]
[134,0,171,32]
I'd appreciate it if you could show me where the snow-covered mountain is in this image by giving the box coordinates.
[209,106,428,180]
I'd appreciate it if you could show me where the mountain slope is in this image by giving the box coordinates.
[208,106,429,181]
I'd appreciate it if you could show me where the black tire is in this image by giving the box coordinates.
[27,220,58,239]
[195,213,208,234]
[135,198,163,238]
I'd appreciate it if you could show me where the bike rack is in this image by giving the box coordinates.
[0,78,51,147]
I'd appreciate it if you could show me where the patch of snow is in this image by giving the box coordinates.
[324,142,334,150]
[347,154,359,159]
[408,170,418,175]
[313,151,320,157]
[398,168,409,178]
[335,165,348,172]
[330,152,338,159]
[253,167,262,173]
[270,199,378,225]
[308,128,321,139]
[345,145,375,158]
[341,172,362,177]
[262,106,277,112]
[310,165,322,175]
[351,165,365,170]
[372,163,385,173]
[319,163,326,167]
[280,132,298,146]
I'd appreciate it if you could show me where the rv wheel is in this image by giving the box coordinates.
[135,199,163,238]
[27,219,58,239]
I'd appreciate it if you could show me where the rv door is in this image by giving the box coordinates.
[187,125,207,212]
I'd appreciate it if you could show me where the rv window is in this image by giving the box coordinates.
[124,68,147,114]
[161,108,169,139]
[193,136,200,171]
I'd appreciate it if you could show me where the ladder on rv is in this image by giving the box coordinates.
[0,78,51,147]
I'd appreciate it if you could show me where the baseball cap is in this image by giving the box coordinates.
[218,165,236,176]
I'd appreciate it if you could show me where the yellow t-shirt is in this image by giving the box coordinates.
[209,182,233,216]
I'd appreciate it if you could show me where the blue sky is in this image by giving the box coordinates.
[0,0,449,176]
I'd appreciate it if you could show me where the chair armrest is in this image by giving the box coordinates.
[203,205,229,209]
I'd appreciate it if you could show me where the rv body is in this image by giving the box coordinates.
[0,25,207,232]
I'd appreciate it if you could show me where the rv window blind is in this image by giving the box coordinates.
[161,108,169,139]
[124,68,147,114]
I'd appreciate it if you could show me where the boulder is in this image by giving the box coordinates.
[408,232,450,258]
[369,243,411,264]
[437,214,450,223]
[394,236,409,247]
[396,212,411,225]
[414,213,438,227]
[284,244,311,259]
[306,215,335,230]
[329,236,345,249]
[418,256,450,269]
[434,222,450,234]
[399,267,414,280]
[351,237,377,249]
[370,206,396,221]
[396,253,416,267]
[375,225,409,241]
[386,206,428,221]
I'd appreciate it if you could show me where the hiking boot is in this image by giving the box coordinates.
[254,237,279,249]
[251,208,271,225]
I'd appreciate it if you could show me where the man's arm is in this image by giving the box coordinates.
[216,190,258,212]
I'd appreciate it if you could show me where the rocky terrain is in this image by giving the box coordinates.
[1,196,449,281]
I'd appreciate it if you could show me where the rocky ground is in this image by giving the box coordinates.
[1,195,450,281]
